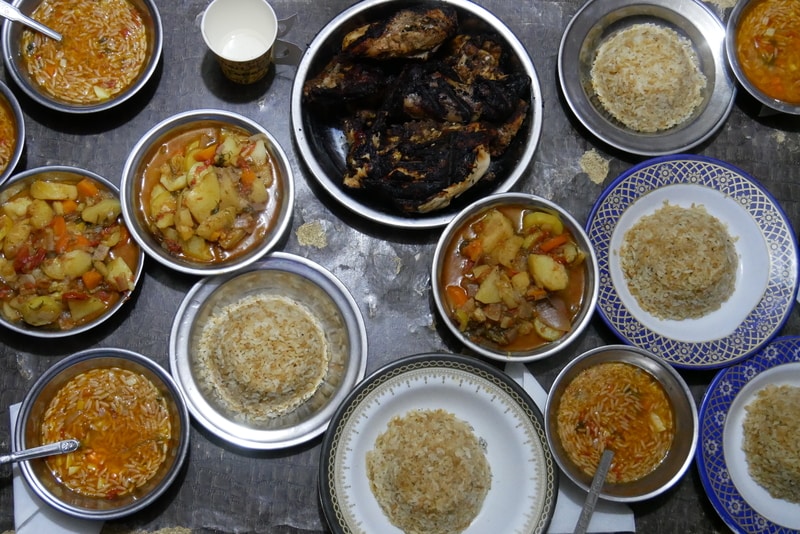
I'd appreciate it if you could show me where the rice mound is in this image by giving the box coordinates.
[196,293,330,421]
[619,202,738,320]
[742,384,800,503]
[366,409,491,534]
[591,23,707,132]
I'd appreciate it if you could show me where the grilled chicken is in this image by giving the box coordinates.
[302,7,531,214]
[342,6,458,60]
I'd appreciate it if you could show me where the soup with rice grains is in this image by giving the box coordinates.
[21,0,149,104]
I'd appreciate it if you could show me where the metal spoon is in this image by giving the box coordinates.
[0,1,62,41]
[0,439,79,465]
[573,448,615,534]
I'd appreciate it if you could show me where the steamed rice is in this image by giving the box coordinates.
[366,409,491,534]
[196,293,330,421]
[742,384,800,503]
[591,23,707,132]
[619,202,737,320]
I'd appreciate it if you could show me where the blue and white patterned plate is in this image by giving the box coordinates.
[697,336,800,532]
[586,154,798,369]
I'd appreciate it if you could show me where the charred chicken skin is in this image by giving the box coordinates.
[303,7,531,214]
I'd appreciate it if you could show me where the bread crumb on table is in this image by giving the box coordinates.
[579,149,610,184]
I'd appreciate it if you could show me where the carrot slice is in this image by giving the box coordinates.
[193,144,217,162]
[446,284,469,308]
[82,270,104,290]
[462,239,483,261]
[76,178,99,198]
[60,199,78,214]
[240,168,257,187]
[539,233,569,253]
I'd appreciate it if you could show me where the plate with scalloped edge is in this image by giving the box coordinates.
[697,336,800,532]
[318,353,557,534]
[586,154,798,369]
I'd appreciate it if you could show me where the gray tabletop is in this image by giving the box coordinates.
[1,0,798,532]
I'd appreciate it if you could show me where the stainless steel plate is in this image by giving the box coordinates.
[169,252,368,450]
[558,0,735,156]
[291,0,543,230]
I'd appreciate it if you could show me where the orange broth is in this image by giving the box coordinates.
[42,367,171,499]
[735,0,800,104]
[556,362,674,483]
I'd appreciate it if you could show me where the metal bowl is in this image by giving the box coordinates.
[0,166,145,337]
[559,0,736,156]
[291,0,544,230]
[726,0,800,115]
[431,192,599,363]
[120,109,295,277]
[13,347,191,520]
[0,80,25,186]
[169,252,368,450]
[544,345,698,502]
[1,0,163,113]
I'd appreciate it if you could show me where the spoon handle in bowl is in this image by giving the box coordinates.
[0,439,79,465]
[0,2,62,41]
[573,448,614,534]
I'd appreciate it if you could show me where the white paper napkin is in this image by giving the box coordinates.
[9,403,104,534]
[504,363,636,534]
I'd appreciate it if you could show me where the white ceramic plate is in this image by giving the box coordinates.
[558,0,735,156]
[697,336,800,532]
[586,155,798,369]
[319,353,557,534]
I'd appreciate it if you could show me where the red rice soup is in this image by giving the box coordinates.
[556,362,674,483]
[0,99,16,174]
[41,367,171,499]
[21,0,148,104]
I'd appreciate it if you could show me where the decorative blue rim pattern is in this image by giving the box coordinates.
[696,336,800,533]
[586,154,798,369]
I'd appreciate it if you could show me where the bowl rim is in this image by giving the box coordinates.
[0,79,25,187]
[725,0,800,115]
[0,165,146,338]
[119,108,295,276]
[290,0,545,230]
[0,0,164,114]
[431,191,600,363]
[13,347,191,520]
[544,344,699,502]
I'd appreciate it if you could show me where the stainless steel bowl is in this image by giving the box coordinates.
[544,345,698,502]
[169,252,368,449]
[291,0,544,230]
[0,80,24,186]
[1,0,163,113]
[120,109,295,277]
[726,0,800,115]
[431,192,599,363]
[13,347,190,520]
[0,166,145,337]
[559,0,736,156]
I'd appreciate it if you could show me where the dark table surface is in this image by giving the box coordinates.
[1,0,798,532]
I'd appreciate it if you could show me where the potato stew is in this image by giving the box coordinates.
[0,173,140,330]
[441,205,587,351]
[138,122,282,264]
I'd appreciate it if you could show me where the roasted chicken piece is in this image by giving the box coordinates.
[302,54,393,104]
[342,6,458,59]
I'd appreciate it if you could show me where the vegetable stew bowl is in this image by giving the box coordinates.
[120,109,295,277]
[14,347,191,520]
[544,345,698,502]
[725,0,800,115]
[431,192,599,363]
[0,166,145,338]
[1,0,163,114]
